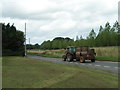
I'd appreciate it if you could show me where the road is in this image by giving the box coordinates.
[27,55,119,75]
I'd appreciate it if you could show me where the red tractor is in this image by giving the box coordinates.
[62,46,96,63]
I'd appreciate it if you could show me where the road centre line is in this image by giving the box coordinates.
[107,62,118,63]
[68,62,118,69]
[104,66,110,68]
[88,64,92,65]
[75,62,78,64]
[114,67,118,68]
[95,65,101,67]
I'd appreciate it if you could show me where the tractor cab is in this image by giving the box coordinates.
[66,46,76,54]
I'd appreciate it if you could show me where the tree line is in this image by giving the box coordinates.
[37,21,120,50]
[2,21,119,56]
[2,23,25,56]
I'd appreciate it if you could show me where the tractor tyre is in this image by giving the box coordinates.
[67,55,73,62]
[62,55,66,61]
[80,56,85,63]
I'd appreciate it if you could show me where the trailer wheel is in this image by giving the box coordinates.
[80,56,85,63]
[91,59,95,62]
[67,55,73,62]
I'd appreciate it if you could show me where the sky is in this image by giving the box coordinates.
[0,0,119,44]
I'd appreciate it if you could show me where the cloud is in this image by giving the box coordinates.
[0,0,119,44]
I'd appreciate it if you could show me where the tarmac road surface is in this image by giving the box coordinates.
[27,55,119,75]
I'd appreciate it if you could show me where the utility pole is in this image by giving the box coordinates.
[29,38,30,52]
[25,23,27,56]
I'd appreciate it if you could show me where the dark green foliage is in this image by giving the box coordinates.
[40,21,119,50]
[26,43,40,50]
[2,23,25,56]
[96,21,119,46]
[40,37,74,50]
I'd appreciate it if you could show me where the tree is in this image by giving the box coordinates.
[88,29,96,39]
[40,21,119,49]
[87,29,96,47]
[105,22,111,31]
[99,26,103,34]
[76,35,79,41]
[2,23,25,56]
[80,35,83,40]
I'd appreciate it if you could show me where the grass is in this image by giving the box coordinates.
[27,49,65,58]
[2,56,118,88]
[92,46,119,57]
[93,46,120,62]
[27,52,61,58]
[96,56,119,62]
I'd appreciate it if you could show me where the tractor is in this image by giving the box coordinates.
[62,46,96,63]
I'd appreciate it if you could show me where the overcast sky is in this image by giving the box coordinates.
[0,0,119,44]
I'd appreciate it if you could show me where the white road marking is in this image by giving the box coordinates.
[75,63,79,64]
[104,66,110,68]
[95,65,101,67]
[81,64,85,65]
[107,62,118,63]
[114,67,118,69]
[88,64,92,65]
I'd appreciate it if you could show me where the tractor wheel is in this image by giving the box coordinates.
[80,56,85,63]
[76,58,80,61]
[67,55,73,62]
[91,59,95,62]
[62,55,66,61]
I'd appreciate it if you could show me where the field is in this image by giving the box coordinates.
[92,46,119,61]
[28,46,120,62]
[2,57,118,88]
[28,49,64,58]
[92,46,119,57]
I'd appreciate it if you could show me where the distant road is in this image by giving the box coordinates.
[27,55,119,75]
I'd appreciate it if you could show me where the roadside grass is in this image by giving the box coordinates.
[96,56,119,62]
[28,52,61,58]
[2,57,118,88]
[27,49,64,58]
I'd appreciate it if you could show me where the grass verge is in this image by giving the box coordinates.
[2,56,118,88]
[96,56,119,62]
[27,52,61,58]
